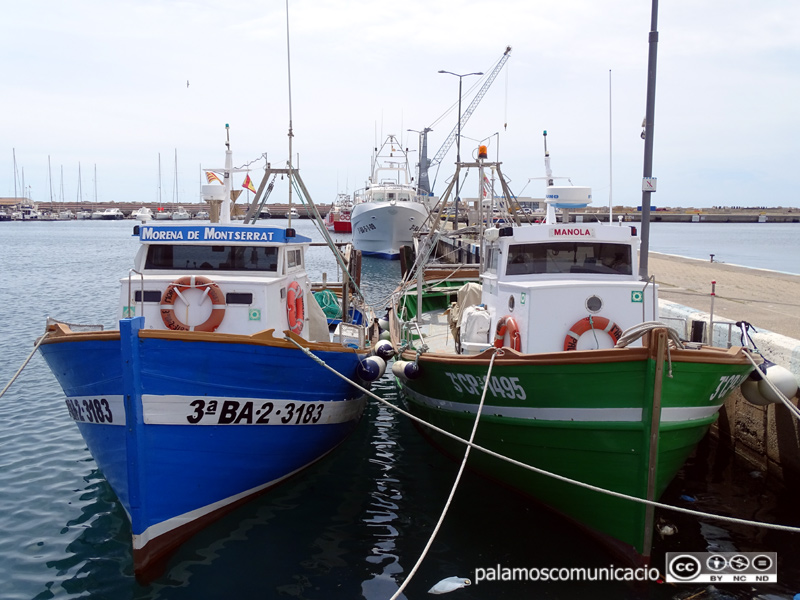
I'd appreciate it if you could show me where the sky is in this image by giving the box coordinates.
[2,0,799,210]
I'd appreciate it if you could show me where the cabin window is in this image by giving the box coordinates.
[226,292,253,305]
[506,242,632,275]
[484,246,499,274]
[134,290,162,302]
[286,248,303,270]
[145,245,279,272]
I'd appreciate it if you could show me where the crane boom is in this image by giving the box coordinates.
[431,46,511,168]
[417,46,511,195]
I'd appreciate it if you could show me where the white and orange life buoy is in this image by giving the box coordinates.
[494,315,521,351]
[286,281,305,335]
[160,275,226,332]
[563,316,622,351]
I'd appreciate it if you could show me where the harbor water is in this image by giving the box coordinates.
[1,219,799,599]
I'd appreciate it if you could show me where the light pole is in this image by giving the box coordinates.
[439,70,482,227]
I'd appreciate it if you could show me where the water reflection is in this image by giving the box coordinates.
[362,384,406,599]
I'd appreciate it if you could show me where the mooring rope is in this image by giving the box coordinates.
[0,332,50,400]
[283,337,800,537]
[390,348,500,600]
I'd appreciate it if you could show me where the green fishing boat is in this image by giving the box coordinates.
[388,144,757,564]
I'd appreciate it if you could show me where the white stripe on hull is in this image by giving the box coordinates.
[142,394,365,425]
[402,385,721,423]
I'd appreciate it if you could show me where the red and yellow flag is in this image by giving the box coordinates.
[242,174,256,193]
[205,171,222,184]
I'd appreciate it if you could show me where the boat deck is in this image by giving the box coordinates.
[405,308,456,354]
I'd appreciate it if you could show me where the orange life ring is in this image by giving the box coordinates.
[160,275,226,332]
[493,315,521,351]
[286,281,305,335]
[563,316,623,351]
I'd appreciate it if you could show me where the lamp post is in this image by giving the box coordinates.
[438,70,482,228]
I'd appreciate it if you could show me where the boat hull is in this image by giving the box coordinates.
[351,201,428,259]
[395,345,753,563]
[39,318,367,578]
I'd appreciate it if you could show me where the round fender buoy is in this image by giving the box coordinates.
[374,340,396,361]
[357,356,386,382]
[391,360,420,380]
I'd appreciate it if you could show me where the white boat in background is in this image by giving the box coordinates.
[194,210,209,220]
[171,206,191,220]
[153,208,172,220]
[15,203,42,221]
[351,135,432,259]
[75,210,93,220]
[97,207,125,220]
[58,209,75,220]
[285,207,300,219]
[133,207,153,222]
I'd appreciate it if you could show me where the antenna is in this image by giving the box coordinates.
[608,69,613,224]
[285,0,294,226]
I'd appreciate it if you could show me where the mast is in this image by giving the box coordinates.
[542,131,557,225]
[285,0,294,228]
[638,0,659,280]
[221,125,233,224]
[173,148,179,205]
[48,156,54,204]
[13,149,18,197]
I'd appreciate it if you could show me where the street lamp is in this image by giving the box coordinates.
[439,70,482,227]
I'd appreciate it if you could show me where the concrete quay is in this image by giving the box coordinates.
[568,207,800,223]
[650,252,800,479]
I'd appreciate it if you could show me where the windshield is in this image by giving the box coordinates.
[145,244,280,272]
[506,242,632,275]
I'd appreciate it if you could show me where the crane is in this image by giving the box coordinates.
[417,46,512,195]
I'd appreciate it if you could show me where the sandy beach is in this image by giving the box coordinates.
[648,252,800,340]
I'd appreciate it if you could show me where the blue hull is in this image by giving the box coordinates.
[360,250,400,260]
[39,318,366,577]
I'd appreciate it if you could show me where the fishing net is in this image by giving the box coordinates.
[313,289,342,319]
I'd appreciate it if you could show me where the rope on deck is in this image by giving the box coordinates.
[284,336,800,539]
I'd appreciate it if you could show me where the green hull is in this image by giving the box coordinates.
[397,352,752,562]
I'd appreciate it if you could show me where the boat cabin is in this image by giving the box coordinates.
[458,221,658,355]
[121,222,324,339]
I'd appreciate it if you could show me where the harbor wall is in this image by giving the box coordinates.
[660,299,800,479]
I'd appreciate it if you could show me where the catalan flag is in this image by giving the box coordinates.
[205,171,222,184]
[242,174,256,194]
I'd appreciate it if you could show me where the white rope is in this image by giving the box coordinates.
[744,352,800,421]
[283,337,800,536]
[615,321,684,377]
[0,332,50,400]
[615,321,684,349]
[390,348,499,600]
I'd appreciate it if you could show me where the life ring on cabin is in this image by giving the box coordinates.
[493,315,521,351]
[563,316,623,351]
[286,281,305,335]
[160,275,226,332]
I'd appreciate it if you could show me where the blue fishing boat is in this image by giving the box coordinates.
[38,129,378,579]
